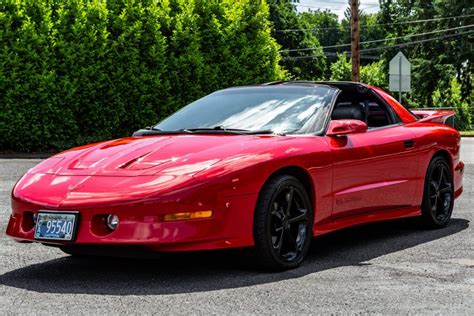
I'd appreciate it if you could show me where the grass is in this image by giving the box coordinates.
[460,130,474,136]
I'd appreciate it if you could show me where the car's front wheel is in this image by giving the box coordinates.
[253,174,313,270]
[421,156,454,228]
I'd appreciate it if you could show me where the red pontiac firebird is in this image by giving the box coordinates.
[7,81,464,270]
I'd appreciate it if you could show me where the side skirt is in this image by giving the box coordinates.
[313,206,422,237]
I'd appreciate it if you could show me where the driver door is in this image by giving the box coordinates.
[328,102,419,219]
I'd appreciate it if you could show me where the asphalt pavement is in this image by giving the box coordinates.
[1,139,473,314]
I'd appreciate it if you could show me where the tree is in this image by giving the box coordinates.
[330,54,352,81]
[267,0,325,80]
[330,54,386,88]
[378,0,473,111]
[299,10,341,48]
[360,60,387,89]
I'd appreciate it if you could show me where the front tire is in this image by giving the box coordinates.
[420,156,454,228]
[253,174,313,270]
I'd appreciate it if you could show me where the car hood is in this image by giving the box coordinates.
[28,135,284,177]
[14,134,325,207]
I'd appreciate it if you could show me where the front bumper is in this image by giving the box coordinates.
[6,194,257,252]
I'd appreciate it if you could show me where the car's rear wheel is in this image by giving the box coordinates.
[420,156,454,228]
[253,174,313,270]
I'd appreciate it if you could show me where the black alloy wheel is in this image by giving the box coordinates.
[253,174,313,270]
[421,156,454,228]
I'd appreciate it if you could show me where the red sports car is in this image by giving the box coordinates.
[6,81,464,270]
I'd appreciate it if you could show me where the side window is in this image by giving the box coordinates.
[367,102,390,128]
[330,89,401,128]
[365,97,400,128]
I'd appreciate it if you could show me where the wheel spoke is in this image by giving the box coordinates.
[430,180,438,190]
[431,197,438,212]
[439,186,451,194]
[438,165,444,186]
[272,210,283,221]
[272,202,278,215]
[285,187,294,215]
[285,229,299,251]
[274,228,284,255]
[431,195,438,213]
[288,210,307,224]
[272,202,284,220]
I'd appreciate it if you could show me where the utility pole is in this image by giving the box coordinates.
[350,0,360,82]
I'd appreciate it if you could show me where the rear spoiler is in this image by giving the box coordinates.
[411,109,456,127]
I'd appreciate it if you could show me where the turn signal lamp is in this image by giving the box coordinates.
[162,210,213,222]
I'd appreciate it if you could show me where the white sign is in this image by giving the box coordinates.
[389,52,411,93]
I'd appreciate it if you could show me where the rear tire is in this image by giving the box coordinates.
[420,156,454,228]
[253,174,313,270]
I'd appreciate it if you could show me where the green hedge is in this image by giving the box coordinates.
[0,0,286,152]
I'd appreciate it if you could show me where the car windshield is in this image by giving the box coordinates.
[155,85,338,134]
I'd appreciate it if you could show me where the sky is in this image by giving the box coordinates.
[295,0,380,19]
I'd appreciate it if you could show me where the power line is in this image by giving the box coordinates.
[294,4,349,11]
[282,52,380,61]
[275,13,474,33]
[358,30,474,53]
[282,30,473,60]
[279,24,474,53]
[293,0,379,5]
[294,2,378,10]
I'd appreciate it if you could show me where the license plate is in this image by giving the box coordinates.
[34,212,78,241]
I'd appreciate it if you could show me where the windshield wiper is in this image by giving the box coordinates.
[133,126,281,136]
[132,128,192,136]
[183,126,279,135]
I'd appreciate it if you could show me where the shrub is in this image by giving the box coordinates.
[0,0,285,152]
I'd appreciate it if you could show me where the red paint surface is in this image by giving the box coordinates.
[6,85,464,252]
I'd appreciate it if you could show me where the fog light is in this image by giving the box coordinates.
[106,214,119,230]
[162,210,213,222]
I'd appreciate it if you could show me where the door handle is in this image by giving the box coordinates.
[404,139,415,149]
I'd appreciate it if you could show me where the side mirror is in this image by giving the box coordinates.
[326,119,368,136]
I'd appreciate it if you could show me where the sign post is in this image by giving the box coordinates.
[389,52,411,104]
